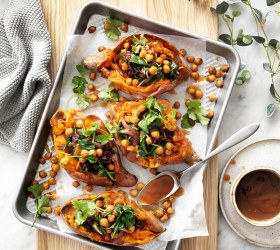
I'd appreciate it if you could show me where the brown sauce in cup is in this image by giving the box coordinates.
[236,170,280,221]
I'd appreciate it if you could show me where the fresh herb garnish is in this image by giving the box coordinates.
[27,184,50,226]
[129,55,148,66]
[105,121,120,134]
[181,100,210,129]
[95,134,114,145]
[76,64,89,77]
[110,204,136,239]
[104,16,122,41]
[98,87,119,102]
[97,162,115,180]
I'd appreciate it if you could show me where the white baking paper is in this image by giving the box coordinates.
[26,13,228,249]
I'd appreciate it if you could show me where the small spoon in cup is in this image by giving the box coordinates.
[137,123,260,206]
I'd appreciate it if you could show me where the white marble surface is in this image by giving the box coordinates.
[1,0,280,249]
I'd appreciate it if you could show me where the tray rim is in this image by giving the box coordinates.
[13,0,240,249]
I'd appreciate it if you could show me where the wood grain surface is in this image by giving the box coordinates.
[38,0,218,249]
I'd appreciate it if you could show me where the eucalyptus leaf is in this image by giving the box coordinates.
[242,35,253,45]
[270,84,276,98]
[264,10,274,20]
[266,0,280,6]
[210,7,216,12]
[237,38,253,46]
[268,39,278,49]
[215,1,229,14]
[225,14,232,19]
[239,63,246,71]
[219,34,232,45]
[252,8,263,21]
[237,29,244,40]
[266,103,277,117]
[263,63,272,73]
[276,41,280,50]
[232,10,241,17]
[241,70,251,80]
[252,36,265,44]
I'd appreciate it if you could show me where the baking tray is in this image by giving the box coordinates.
[13,1,240,250]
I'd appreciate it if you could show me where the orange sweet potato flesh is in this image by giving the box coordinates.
[109,99,200,169]
[61,191,165,246]
[82,34,190,98]
[50,110,137,187]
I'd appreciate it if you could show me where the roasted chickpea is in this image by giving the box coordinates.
[186,86,196,95]
[208,94,216,102]
[215,69,224,78]
[130,116,139,124]
[151,130,160,139]
[136,182,145,191]
[98,46,106,52]
[149,66,158,75]
[96,148,103,157]
[81,150,89,158]
[190,64,198,72]
[185,99,192,106]
[160,53,167,60]
[89,149,97,156]
[130,189,138,197]
[107,163,115,171]
[160,214,169,222]
[163,65,171,74]
[187,55,195,63]
[166,123,176,132]
[38,157,46,164]
[179,48,187,56]
[195,89,204,99]
[128,226,135,232]
[85,184,93,192]
[44,152,52,160]
[121,62,129,71]
[32,180,39,185]
[120,49,126,54]
[191,72,200,81]
[175,112,182,120]
[145,136,152,145]
[194,57,203,65]
[162,201,171,210]
[145,54,154,63]
[45,206,52,214]
[155,209,164,218]
[167,207,175,215]
[208,66,217,75]
[119,96,126,102]
[45,176,55,188]
[139,50,147,58]
[166,142,174,150]
[163,60,170,65]
[165,149,172,156]
[155,146,164,155]
[150,168,158,175]
[105,205,114,213]
[100,218,109,228]
[108,214,115,223]
[75,119,83,129]
[42,182,50,190]
[124,77,132,86]
[96,199,104,208]
[168,195,176,203]
[123,42,130,50]
[172,101,180,109]
[207,110,214,119]
[121,139,129,147]
[72,181,80,188]
[46,191,57,200]
[87,84,95,91]
[60,157,69,165]
[120,23,128,32]
[88,26,96,33]
[106,111,111,118]
[54,206,61,216]
[221,64,229,72]
[49,170,57,177]
[132,79,139,87]
[103,22,110,30]
[51,164,60,172]
[64,128,73,137]
[87,71,96,81]
[39,170,47,178]
[156,57,163,64]
[207,75,216,82]
[90,94,99,102]
[216,80,224,88]
[124,115,131,123]
[79,157,86,163]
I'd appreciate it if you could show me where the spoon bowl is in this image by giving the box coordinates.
[137,123,260,206]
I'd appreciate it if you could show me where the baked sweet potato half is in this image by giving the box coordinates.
[61,191,165,246]
[107,97,200,168]
[82,34,190,98]
[50,110,137,187]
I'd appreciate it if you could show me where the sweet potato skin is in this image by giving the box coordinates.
[109,99,200,168]
[50,110,137,187]
[61,191,165,246]
[82,34,190,98]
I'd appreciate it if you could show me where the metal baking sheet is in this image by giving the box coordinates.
[13,1,240,250]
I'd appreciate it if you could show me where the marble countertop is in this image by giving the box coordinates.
[1,0,280,249]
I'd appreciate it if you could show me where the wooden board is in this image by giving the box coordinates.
[38,0,218,249]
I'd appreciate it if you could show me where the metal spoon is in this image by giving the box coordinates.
[137,123,260,205]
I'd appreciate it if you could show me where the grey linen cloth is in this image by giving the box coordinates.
[0,0,51,152]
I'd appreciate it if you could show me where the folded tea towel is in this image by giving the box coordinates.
[0,0,51,152]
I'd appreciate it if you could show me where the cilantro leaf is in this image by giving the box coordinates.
[76,64,89,77]
[181,100,210,128]
[82,121,100,136]
[144,97,162,113]
[76,94,90,108]
[37,195,50,215]
[98,87,119,102]
[27,184,44,198]
[169,109,177,119]
[95,134,114,145]
[105,121,119,134]
[72,76,87,94]
[72,199,97,226]
[104,16,122,41]
[129,55,148,66]
[138,134,148,157]
[97,162,115,180]
[138,113,163,133]
[132,34,148,46]
[86,155,97,163]
[78,138,95,150]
